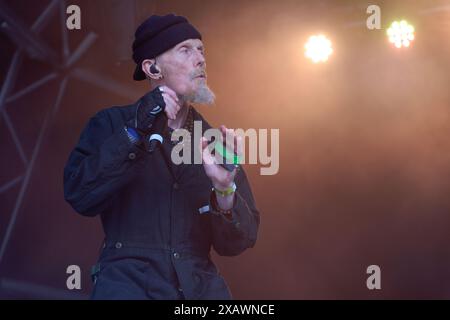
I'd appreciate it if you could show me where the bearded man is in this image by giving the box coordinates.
[64,14,260,300]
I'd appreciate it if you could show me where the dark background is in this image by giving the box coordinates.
[1,0,450,299]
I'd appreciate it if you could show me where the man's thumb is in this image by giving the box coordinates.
[200,137,209,150]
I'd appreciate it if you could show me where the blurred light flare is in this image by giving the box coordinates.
[304,34,333,63]
[387,20,415,49]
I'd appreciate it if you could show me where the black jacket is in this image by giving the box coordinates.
[63,100,260,299]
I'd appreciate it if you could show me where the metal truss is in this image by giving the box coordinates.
[0,0,139,298]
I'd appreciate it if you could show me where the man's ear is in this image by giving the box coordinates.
[142,59,162,80]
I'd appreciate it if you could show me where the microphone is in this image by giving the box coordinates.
[148,113,168,153]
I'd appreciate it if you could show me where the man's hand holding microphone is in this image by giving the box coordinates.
[130,85,181,152]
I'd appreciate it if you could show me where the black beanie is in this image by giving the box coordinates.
[132,14,202,81]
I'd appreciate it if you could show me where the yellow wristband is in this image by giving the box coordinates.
[213,182,237,197]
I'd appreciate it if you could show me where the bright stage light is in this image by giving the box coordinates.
[387,20,415,48]
[304,34,333,63]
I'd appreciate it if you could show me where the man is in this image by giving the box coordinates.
[64,14,260,300]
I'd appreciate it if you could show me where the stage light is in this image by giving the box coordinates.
[387,20,415,49]
[304,34,333,63]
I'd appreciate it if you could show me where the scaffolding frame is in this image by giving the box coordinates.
[0,0,139,298]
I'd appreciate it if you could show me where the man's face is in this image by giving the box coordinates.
[158,39,215,105]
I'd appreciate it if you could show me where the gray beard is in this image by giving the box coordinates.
[179,84,215,106]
